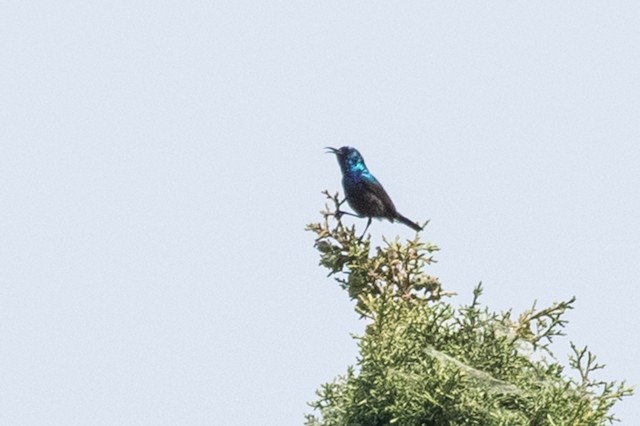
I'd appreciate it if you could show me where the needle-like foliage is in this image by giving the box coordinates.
[305,191,633,426]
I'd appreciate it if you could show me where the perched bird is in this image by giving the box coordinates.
[326,146,423,234]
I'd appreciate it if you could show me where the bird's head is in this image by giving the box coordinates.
[325,146,367,174]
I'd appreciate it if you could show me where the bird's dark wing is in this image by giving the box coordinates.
[360,177,397,218]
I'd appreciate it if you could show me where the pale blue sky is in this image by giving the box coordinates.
[2,2,639,424]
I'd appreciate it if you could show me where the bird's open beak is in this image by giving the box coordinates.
[324,147,338,154]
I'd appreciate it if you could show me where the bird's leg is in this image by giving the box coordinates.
[340,211,360,217]
[359,217,372,240]
[335,210,360,220]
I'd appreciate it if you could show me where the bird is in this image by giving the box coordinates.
[326,146,423,235]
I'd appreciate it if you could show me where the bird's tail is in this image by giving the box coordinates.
[395,213,423,232]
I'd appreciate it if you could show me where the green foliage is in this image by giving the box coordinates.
[305,192,633,426]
